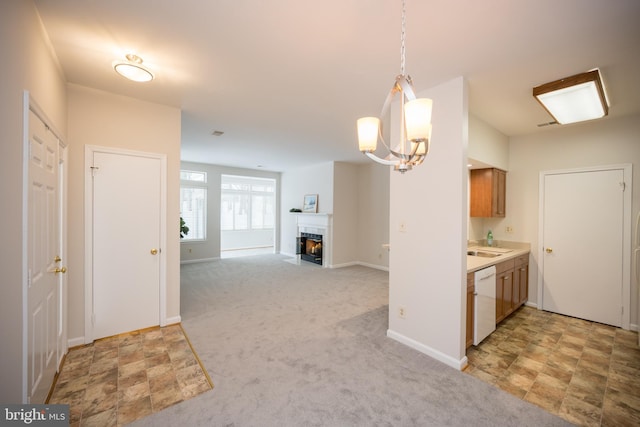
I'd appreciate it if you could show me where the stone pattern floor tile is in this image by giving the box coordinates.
[48,324,213,426]
[466,306,640,426]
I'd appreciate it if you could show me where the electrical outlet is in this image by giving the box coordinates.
[398,306,406,318]
[506,226,514,233]
[399,221,407,233]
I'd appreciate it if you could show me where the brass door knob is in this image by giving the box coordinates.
[545,248,553,253]
[53,267,67,274]
[150,248,158,255]
[54,255,62,263]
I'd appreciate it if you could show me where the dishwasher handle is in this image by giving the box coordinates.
[477,272,496,281]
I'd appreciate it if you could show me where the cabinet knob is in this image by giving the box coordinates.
[545,247,553,253]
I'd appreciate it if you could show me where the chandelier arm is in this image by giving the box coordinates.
[374,76,404,154]
[389,138,420,161]
[364,152,401,166]
[396,75,417,101]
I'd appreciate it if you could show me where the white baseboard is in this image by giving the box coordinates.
[180,257,220,265]
[165,315,181,325]
[630,323,638,332]
[524,301,538,309]
[386,329,467,371]
[330,261,358,269]
[356,261,389,272]
[67,336,85,349]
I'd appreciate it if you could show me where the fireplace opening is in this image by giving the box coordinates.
[296,233,323,265]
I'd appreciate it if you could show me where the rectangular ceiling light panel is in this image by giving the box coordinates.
[533,69,608,125]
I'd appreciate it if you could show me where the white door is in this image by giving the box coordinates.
[27,109,60,403]
[541,168,625,326]
[87,148,164,341]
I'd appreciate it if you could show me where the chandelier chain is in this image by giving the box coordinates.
[400,0,406,75]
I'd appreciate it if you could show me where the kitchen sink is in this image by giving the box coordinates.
[467,250,500,258]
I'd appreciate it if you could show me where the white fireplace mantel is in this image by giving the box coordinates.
[295,213,332,267]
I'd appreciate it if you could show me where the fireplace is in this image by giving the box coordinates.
[294,213,331,267]
[297,233,323,265]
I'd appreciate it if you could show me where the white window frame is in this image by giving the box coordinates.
[180,170,207,241]
[221,175,275,232]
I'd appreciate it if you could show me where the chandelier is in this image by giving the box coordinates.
[357,0,433,173]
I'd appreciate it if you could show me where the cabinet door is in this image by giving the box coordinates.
[470,168,506,218]
[493,169,506,217]
[512,269,520,310]
[518,262,529,305]
[496,277,504,324]
[466,280,474,349]
[502,270,513,318]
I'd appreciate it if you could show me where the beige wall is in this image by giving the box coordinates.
[357,163,390,269]
[66,85,181,343]
[280,161,390,270]
[508,113,640,329]
[332,162,359,267]
[280,162,335,257]
[468,114,509,171]
[0,0,68,403]
[388,77,469,369]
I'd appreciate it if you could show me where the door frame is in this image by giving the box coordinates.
[84,145,167,343]
[537,164,632,329]
[57,141,68,371]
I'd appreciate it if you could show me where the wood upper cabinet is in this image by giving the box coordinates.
[466,272,474,349]
[470,168,506,218]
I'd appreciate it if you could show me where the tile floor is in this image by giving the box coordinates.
[48,324,213,426]
[465,306,640,426]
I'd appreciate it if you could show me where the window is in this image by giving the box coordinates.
[221,175,275,231]
[180,170,207,241]
[180,170,206,182]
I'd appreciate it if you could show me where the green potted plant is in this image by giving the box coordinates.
[180,216,189,238]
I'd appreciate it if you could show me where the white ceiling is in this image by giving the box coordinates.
[34,0,640,172]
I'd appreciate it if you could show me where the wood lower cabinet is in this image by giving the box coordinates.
[514,254,529,306]
[467,252,530,348]
[495,253,529,324]
[495,259,514,324]
[466,272,474,349]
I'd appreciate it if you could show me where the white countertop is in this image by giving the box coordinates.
[467,241,531,273]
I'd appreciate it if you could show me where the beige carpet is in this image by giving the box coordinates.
[131,254,571,426]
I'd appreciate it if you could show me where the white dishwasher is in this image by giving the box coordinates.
[473,265,496,345]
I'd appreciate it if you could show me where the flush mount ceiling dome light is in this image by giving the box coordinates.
[533,69,608,125]
[356,0,433,173]
[113,54,154,82]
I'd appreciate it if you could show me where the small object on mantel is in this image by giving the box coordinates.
[289,208,302,213]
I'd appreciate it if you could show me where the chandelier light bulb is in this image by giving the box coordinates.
[357,117,380,152]
[405,99,433,141]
